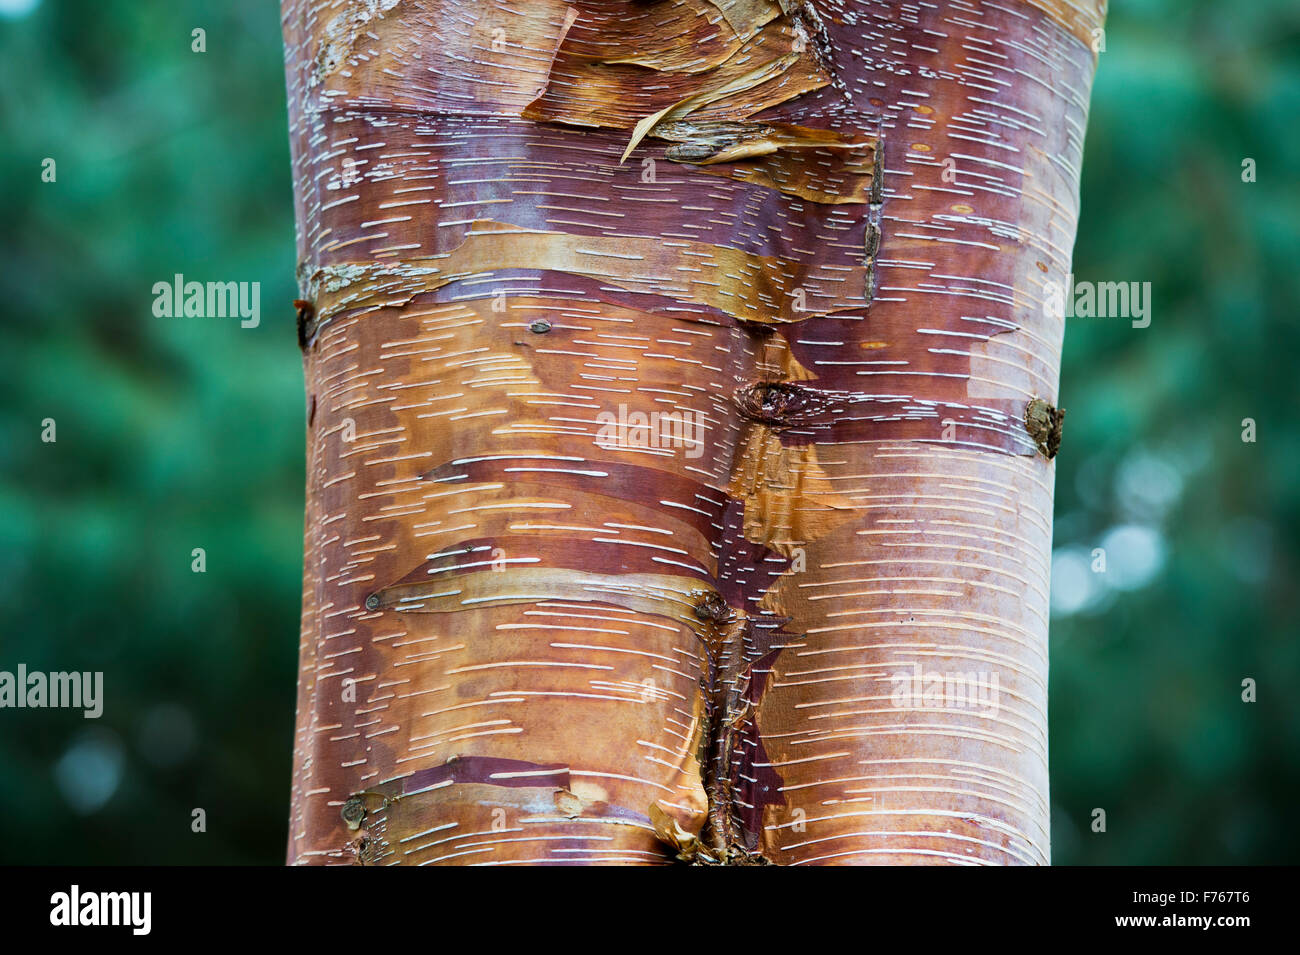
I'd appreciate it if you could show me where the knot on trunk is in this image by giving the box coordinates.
[1024,398,1065,459]
[693,591,733,624]
[735,382,819,427]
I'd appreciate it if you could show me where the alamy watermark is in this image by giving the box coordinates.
[888,662,1000,715]
[595,405,705,458]
[1044,273,1151,328]
[0,665,102,718]
[152,274,260,328]
[50,885,150,935]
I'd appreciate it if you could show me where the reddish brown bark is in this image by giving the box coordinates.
[282,0,1105,865]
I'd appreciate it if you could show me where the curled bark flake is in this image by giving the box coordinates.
[659,120,779,164]
[649,801,717,864]
[726,429,859,556]
[620,51,801,163]
[523,0,829,133]
[308,220,872,333]
[704,0,783,37]
[658,120,882,205]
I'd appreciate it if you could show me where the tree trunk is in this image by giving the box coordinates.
[281,0,1104,865]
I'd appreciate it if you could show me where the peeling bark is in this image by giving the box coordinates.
[282,0,1105,865]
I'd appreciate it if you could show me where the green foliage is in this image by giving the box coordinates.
[0,0,1295,863]
[0,0,298,863]
[1051,0,1300,863]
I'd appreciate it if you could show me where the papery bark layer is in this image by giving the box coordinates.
[282,0,1105,865]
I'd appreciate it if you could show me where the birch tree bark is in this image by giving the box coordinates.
[281,0,1105,865]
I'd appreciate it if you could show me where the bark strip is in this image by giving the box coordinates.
[283,0,1104,865]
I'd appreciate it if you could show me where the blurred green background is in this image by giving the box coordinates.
[0,0,1296,864]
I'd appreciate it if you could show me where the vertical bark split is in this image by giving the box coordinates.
[282,0,1104,865]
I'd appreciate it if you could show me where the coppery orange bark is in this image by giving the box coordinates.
[282,0,1105,865]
